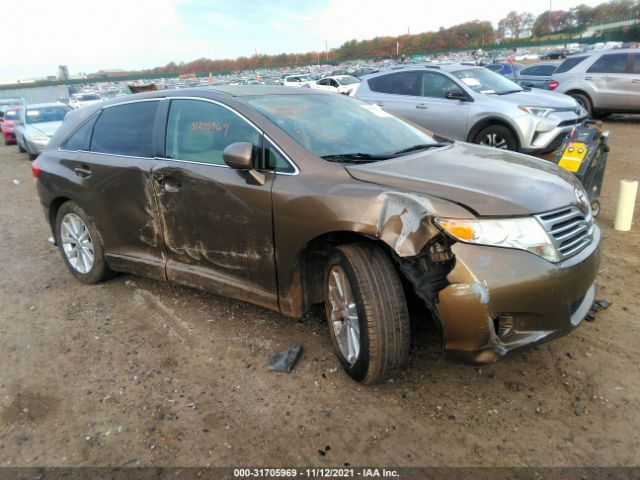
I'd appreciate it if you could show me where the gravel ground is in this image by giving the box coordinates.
[0,118,639,468]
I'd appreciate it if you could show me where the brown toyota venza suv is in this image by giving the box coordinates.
[34,87,601,384]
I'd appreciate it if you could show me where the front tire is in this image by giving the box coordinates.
[473,125,518,151]
[55,201,112,284]
[324,243,410,384]
[17,138,26,153]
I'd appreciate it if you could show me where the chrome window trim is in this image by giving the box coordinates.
[57,96,300,176]
[167,96,299,175]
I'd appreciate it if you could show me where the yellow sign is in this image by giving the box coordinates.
[558,142,588,173]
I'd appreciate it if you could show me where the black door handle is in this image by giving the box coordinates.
[74,165,91,178]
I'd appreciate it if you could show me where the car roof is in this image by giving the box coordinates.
[25,103,70,109]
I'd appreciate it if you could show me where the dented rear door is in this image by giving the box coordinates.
[152,98,278,310]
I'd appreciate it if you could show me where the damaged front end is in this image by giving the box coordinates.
[372,191,601,365]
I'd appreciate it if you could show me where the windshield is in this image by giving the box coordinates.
[79,94,100,101]
[247,93,438,159]
[26,106,70,124]
[337,76,360,85]
[452,68,522,95]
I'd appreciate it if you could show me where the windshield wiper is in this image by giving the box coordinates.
[393,143,450,155]
[497,89,523,95]
[320,152,394,163]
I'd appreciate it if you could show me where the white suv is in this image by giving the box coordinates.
[549,49,640,116]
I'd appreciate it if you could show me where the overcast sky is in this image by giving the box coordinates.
[2,0,604,83]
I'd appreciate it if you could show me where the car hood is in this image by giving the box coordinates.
[345,142,583,216]
[29,121,63,137]
[491,88,579,109]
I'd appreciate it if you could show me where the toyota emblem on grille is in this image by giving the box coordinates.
[575,187,589,212]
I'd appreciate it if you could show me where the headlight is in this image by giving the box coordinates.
[518,105,555,117]
[435,217,559,263]
[28,130,49,142]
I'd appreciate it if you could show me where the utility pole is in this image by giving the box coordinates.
[325,39,328,61]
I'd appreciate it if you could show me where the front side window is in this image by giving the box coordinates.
[165,99,260,165]
[420,72,463,98]
[91,101,158,157]
[25,106,70,124]
[634,53,640,73]
[587,53,629,74]
[247,93,438,159]
[368,72,420,96]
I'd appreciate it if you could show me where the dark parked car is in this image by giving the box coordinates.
[485,62,525,81]
[541,49,569,60]
[517,62,560,89]
[35,87,601,384]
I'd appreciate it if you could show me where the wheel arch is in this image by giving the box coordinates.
[466,117,521,151]
[48,196,72,235]
[564,89,593,109]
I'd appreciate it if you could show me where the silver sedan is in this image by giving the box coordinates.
[14,103,71,160]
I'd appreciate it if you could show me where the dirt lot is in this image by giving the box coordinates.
[0,118,639,469]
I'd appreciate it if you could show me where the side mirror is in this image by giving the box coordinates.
[223,142,254,169]
[445,91,469,101]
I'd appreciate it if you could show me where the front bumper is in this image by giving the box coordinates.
[436,225,601,364]
[515,112,587,153]
[1,129,15,142]
[26,137,49,154]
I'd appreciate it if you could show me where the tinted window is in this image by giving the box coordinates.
[555,56,588,73]
[587,53,629,73]
[521,65,557,76]
[634,53,640,73]
[420,72,463,98]
[91,101,158,157]
[485,64,503,72]
[165,99,260,165]
[265,140,295,174]
[368,72,420,96]
[62,115,98,151]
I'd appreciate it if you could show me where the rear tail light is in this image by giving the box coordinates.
[31,158,40,178]
[548,80,559,90]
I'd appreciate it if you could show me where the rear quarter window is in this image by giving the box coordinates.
[555,56,588,73]
[62,115,98,151]
[90,101,158,157]
[368,72,420,96]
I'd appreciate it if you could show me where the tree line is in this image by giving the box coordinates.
[130,0,640,77]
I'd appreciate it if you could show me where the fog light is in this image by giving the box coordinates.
[494,314,514,338]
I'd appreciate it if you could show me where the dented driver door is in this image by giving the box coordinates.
[151,98,278,310]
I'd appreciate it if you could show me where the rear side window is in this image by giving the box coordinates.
[165,99,260,165]
[368,72,420,96]
[555,56,588,73]
[587,53,629,73]
[91,101,158,157]
[62,115,98,151]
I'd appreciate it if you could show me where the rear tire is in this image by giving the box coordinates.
[473,125,518,151]
[570,92,592,116]
[17,139,26,153]
[324,243,410,384]
[55,201,113,284]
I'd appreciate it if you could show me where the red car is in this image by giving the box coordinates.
[1,106,21,145]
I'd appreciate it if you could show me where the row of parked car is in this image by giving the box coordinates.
[1,48,639,162]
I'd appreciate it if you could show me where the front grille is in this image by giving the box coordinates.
[536,206,594,260]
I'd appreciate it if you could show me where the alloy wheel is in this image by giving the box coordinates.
[60,213,95,274]
[327,265,360,365]
[481,132,509,149]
